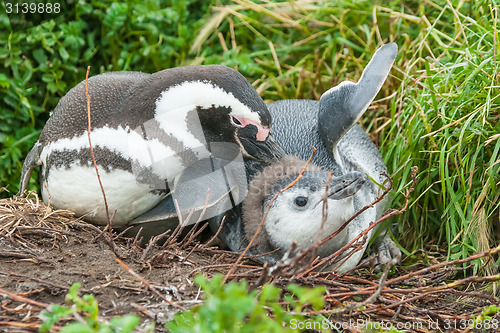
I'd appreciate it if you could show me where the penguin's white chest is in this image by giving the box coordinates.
[41,164,164,226]
[38,124,207,226]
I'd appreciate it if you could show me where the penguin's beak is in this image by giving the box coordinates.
[328,171,365,200]
[240,134,285,163]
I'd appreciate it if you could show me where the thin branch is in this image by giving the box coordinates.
[85,66,112,227]
[115,258,185,311]
[0,287,49,308]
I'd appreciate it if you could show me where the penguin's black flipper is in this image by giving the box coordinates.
[318,43,397,151]
[127,194,178,225]
[126,179,236,227]
[127,152,246,226]
[125,156,242,243]
[125,186,236,243]
[17,142,42,195]
[123,195,180,242]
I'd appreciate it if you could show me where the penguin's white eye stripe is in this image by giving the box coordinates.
[155,80,262,125]
[154,80,264,151]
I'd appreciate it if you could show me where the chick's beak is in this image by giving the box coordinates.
[328,171,365,200]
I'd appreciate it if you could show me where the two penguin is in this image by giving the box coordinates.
[19,43,400,272]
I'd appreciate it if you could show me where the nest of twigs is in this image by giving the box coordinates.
[1,191,499,332]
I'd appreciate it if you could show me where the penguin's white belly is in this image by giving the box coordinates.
[41,165,164,226]
[36,124,199,226]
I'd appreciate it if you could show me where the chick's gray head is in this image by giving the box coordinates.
[243,156,365,255]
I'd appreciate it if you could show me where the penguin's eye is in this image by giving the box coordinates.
[231,116,243,127]
[294,196,308,207]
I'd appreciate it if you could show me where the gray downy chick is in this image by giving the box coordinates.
[243,156,365,259]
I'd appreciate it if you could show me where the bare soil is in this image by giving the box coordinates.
[0,193,498,333]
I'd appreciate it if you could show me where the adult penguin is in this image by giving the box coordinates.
[209,43,401,272]
[18,65,284,232]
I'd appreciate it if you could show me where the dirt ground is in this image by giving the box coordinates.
[1,192,499,333]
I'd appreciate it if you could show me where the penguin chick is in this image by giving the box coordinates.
[243,156,364,258]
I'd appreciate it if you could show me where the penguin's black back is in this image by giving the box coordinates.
[267,99,387,182]
[39,65,270,144]
[267,99,340,173]
[40,71,149,143]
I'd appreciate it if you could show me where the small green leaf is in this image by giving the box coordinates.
[110,314,142,333]
[59,47,69,61]
[32,48,47,65]
[0,73,10,88]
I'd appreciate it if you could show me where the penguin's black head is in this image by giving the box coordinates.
[189,65,285,163]
[229,113,285,163]
[149,65,284,163]
[196,105,284,164]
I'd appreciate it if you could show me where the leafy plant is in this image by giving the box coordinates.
[0,0,214,196]
[39,283,145,333]
[469,304,500,331]
[166,274,329,333]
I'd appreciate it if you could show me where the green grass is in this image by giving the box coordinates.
[0,0,499,268]
[376,2,500,270]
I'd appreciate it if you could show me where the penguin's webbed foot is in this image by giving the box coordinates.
[372,233,401,272]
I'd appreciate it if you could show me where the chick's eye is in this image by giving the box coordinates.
[231,116,243,127]
[294,196,308,207]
